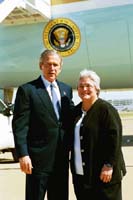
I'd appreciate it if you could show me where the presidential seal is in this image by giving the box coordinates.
[43,18,81,57]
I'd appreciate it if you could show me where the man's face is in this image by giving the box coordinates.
[40,54,62,82]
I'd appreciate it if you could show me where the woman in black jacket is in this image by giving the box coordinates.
[70,69,126,200]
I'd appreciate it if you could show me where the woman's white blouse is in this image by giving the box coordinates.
[74,110,86,175]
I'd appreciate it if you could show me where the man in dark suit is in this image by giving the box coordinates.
[12,49,74,200]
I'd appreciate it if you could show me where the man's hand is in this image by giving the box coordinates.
[100,164,113,183]
[19,156,33,174]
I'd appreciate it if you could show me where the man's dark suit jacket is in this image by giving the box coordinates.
[12,76,74,173]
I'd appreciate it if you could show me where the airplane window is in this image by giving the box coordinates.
[0,99,6,113]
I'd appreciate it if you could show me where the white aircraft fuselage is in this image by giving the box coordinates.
[0,0,133,89]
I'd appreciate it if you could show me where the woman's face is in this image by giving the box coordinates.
[77,77,98,101]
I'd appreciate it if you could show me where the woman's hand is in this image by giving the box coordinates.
[100,164,113,183]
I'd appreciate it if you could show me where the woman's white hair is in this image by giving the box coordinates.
[79,69,101,92]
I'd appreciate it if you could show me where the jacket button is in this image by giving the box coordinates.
[58,122,62,127]
[80,136,83,140]
[82,162,85,166]
[81,149,84,153]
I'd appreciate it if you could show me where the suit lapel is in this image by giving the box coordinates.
[57,81,69,119]
[57,81,67,99]
[36,77,58,120]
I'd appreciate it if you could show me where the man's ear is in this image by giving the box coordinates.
[39,62,42,70]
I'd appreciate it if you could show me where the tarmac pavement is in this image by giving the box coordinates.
[0,150,132,200]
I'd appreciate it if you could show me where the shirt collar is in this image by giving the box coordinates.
[41,75,58,88]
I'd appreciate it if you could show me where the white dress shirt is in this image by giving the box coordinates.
[41,75,61,119]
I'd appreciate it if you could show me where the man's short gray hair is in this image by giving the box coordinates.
[79,69,101,91]
[39,49,63,66]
